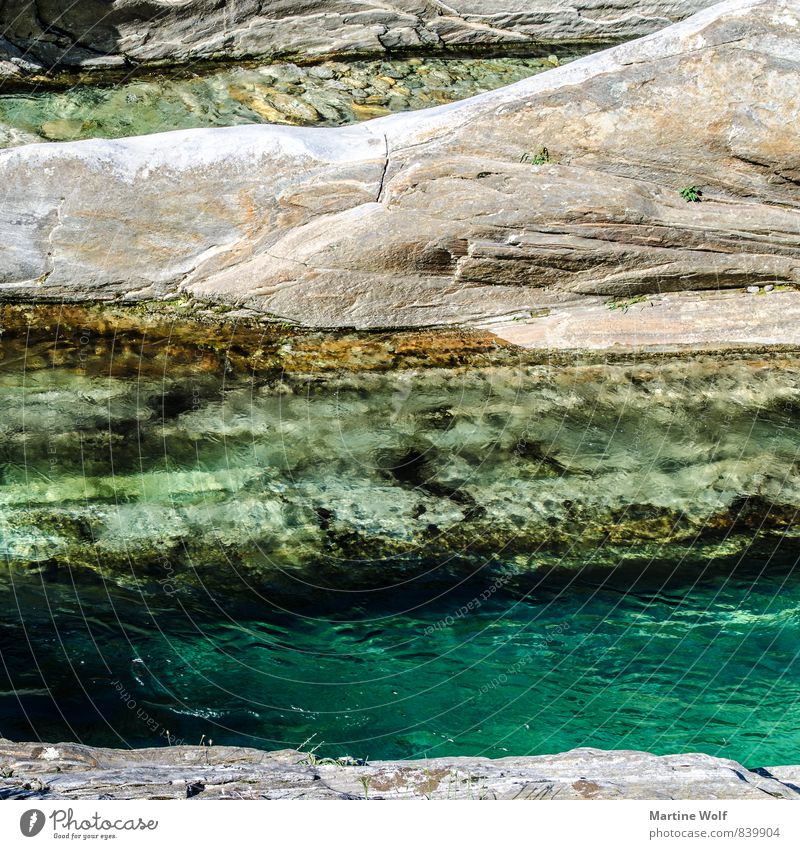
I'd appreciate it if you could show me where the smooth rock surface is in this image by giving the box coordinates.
[1,740,798,799]
[1,0,799,350]
[0,1,713,80]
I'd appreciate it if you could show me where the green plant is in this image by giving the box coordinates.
[521,146,550,165]
[295,734,347,767]
[607,294,649,313]
[359,775,372,800]
[680,185,702,202]
[296,734,325,765]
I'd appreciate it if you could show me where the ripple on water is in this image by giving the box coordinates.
[1,561,799,765]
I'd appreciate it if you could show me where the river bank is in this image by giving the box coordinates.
[2,740,798,800]
[1,0,798,802]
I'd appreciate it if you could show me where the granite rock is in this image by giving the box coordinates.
[0,1,713,80]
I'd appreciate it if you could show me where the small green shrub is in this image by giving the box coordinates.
[607,295,649,313]
[680,185,703,202]
[521,147,550,165]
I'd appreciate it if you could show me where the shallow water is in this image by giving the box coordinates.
[0,55,563,146]
[2,557,799,765]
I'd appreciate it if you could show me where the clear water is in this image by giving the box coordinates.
[2,350,800,581]
[1,320,799,767]
[0,56,560,146]
[2,555,799,766]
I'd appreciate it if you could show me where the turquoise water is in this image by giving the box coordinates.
[1,332,800,767]
[2,553,799,766]
[0,56,558,146]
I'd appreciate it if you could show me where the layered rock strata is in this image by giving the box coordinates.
[0,1,713,82]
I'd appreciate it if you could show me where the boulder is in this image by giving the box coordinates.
[1,0,799,351]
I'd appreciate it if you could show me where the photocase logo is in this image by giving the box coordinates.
[19,810,46,838]
[14,808,159,838]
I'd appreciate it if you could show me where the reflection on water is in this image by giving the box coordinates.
[1,312,799,764]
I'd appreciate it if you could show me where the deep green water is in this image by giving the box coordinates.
[2,555,799,766]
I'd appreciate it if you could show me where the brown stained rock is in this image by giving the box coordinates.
[0,303,516,378]
[1,739,798,800]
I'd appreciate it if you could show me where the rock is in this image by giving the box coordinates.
[1,0,799,351]
[0,124,41,148]
[0,2,715,82]
[491,289,800,350]
[351,102,392,120]
[226,86,289,124]
[261,91,320,124]
[39,117,85,141]
[0,739,797,799]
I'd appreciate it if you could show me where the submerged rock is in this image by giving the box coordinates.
[0,56,569,146]
[1,739,797,799]
[0,1,713,82]
[0,311,798,589]
[1,0,798,348]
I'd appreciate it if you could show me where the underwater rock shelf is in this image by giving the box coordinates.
[1,304,798,591]
[0,55,571,147]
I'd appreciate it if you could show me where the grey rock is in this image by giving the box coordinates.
[1,0,799,352]
[0,1,714,81]
[1,739,798,799]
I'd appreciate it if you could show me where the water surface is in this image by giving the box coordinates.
[2,556,799,766]
[1,315,799,766]
[0,56,565,146]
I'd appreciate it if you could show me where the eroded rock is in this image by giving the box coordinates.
[0,1,713,82]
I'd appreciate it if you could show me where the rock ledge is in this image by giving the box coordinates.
[1,740,798,800]
[2,0,799,352]
[0,2,714,82]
